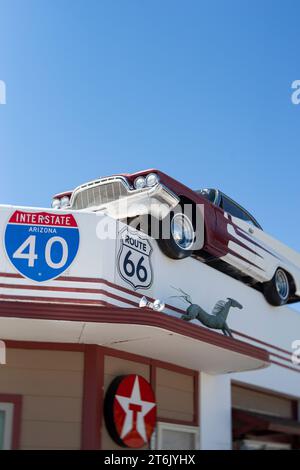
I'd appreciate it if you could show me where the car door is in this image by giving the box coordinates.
[215,195,259,277]
[237,212,277,282]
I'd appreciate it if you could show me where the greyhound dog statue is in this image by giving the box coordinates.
[171,287,243,338]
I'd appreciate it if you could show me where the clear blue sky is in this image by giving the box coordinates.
[1,0,300,251]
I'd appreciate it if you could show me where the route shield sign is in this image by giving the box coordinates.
[117,226,153,290]
[4,210,80,282]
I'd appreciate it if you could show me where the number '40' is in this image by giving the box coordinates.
[13,235,68,269]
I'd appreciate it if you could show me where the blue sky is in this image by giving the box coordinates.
[1,0,300,252]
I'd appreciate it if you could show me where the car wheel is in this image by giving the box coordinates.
[157,207,197,260]
[263,268,290,306]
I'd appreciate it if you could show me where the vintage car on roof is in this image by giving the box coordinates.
[51,169,300,307]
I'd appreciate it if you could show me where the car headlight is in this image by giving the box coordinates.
[52,198,61,209]
[146,173,159,187]
[60,196,70,208]
[134,176,146,189]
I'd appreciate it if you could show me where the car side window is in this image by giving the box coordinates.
[241,213,256,226]
[221,196,244,220]
[221,196,261,229]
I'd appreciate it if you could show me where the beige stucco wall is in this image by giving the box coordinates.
[156,367,194,422]
[0,348,84,449]
[0,347,197,449]
[232,384,293,418]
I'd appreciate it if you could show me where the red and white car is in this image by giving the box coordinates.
[52,169,300,306]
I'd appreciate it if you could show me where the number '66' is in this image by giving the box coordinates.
[123,250,148,283]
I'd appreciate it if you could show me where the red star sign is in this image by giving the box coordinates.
[104,374,156,448]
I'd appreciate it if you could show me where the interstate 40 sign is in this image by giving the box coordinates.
[4,210,80,282]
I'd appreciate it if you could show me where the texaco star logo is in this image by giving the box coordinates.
[104,374,156,448]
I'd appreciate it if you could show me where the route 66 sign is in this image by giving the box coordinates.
[117,227,153,290]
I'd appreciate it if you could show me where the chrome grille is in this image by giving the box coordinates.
[71,179,129,210]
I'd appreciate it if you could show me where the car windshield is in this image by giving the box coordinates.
[197,188,217,204]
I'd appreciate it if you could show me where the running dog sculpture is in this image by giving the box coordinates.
[172,288,243,338]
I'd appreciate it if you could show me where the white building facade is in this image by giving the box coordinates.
[0,206,299,450]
